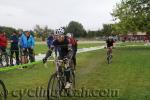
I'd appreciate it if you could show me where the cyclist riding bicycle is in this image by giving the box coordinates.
[43,27,73,89]
[106,36,115,55]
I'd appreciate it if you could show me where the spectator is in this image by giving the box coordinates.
[0,31,7,52]
[47,33,59,57]
[47,33,54,49]
[0,31,9,66]
[10,31,19,66]
[20,31,35,63]
[66,33,78,69]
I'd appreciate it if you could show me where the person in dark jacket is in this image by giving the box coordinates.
[47,33,54,49]
[10,31,19,66]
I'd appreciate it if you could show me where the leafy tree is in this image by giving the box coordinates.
[101,24,113,36]
[65,21,87,37]
[0,26,16,37]
[34,25,53,41]
[112,0,150,34]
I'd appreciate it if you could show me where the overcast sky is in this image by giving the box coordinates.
[0,0,121,30]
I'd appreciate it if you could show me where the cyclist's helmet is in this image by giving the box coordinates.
[54,27,64,35]
[66,33,72,38]
[108,36,113,39]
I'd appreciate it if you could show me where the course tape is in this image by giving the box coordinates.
[0,61,42,72]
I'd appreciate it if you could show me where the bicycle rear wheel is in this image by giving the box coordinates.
[0,80,7,100]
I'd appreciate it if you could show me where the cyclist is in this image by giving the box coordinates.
[66,33,77,69]
[10,31,19,66]
[43,27,73,89]
[106,36,115,56]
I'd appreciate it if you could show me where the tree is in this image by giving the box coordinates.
[112,0,150,34]
[34,25,43,38]
[65,21,87,37]
[101,24,113,36]
[34,25,53,41]
[0,26,16,37]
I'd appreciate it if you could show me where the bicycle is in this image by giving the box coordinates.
[0,80,7,100]
[107,47,113,64]
[47,56,75,100]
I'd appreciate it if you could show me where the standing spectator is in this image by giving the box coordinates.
[66,33,78,69]
[47,33,59,57]
[47,33,54,49]
[0,31,7,51]
[0,31,8,66]
[20,31,35,63]
[10,31,19,66]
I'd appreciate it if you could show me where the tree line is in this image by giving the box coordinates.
[0,21,114,39]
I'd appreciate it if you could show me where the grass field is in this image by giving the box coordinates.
[34,43,103,54]
[0,46,150,100]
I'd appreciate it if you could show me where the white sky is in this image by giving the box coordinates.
[0,0,121,30]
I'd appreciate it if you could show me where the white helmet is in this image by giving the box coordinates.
[108,36,113,39]
[66,33,72,38]
[54,27,64,35]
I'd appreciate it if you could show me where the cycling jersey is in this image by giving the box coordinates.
[52,36,70,58]
[44,36,71,60]
[106,39,114,47]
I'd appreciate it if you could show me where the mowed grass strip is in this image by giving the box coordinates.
[0,47,150,100]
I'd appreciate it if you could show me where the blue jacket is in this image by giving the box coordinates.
[47,36,54,48]
[20,34,35,48]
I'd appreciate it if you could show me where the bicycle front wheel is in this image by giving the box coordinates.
[47,73,63,100]
[107,54,112,64]
[0,80,7,100]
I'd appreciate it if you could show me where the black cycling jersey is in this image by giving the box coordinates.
[52,36,70,58]
[106,39,114,47]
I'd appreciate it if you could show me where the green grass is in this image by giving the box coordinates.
[1,46,150,100]
[34,43,103,54]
